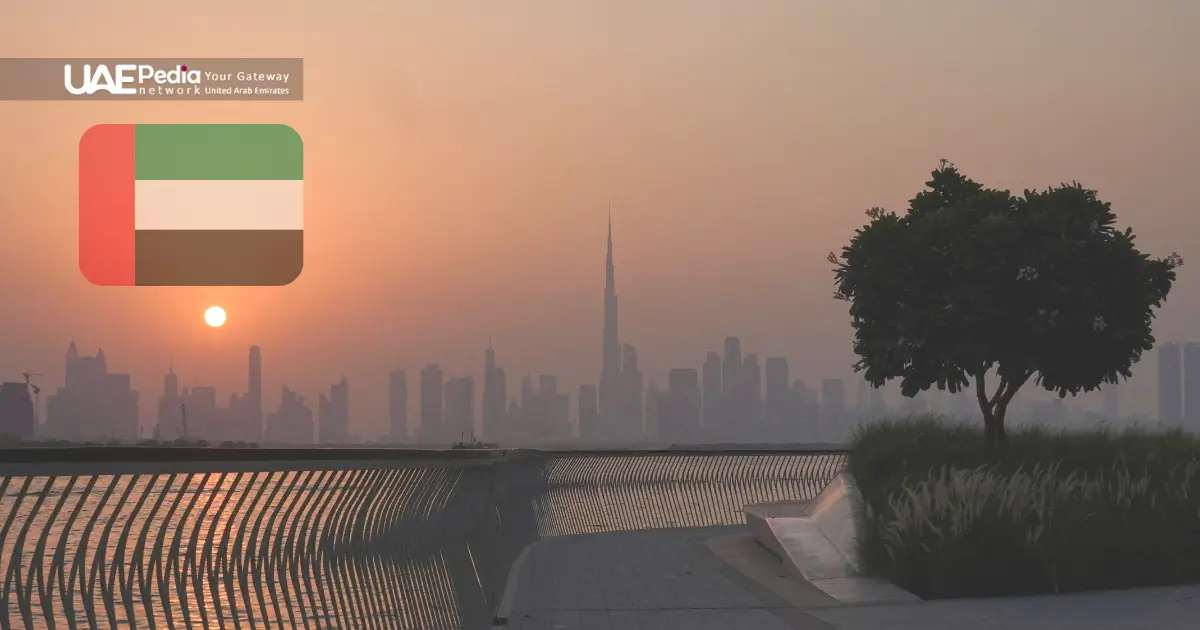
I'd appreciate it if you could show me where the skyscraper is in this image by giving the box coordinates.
[1159,343,1183,427]
[318,377,349,443]
[579,384,598,439]
[599,214,623,442]
[483,342,507,441]
[701,352,722,438]
[443,376,475,441]
[0,382,35,440]
[820,378,846,442]
[741,353,762,436]
[721,337,742,397]
[156,362,182,440]
[539,375,571,442]
[420,364,444,442]
[248,345,262,441]
[389,368,407,441]
[45,342,138,441]
[645,380,663,441]
[1183,343,1200,430]
[621,343,644,439]
[663,369,701,444]
[764,357,789,439]
[265,385,314,444]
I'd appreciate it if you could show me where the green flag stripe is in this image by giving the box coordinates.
[134,124,303,181]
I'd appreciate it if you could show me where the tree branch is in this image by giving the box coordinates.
[989,380,1008,408]
[974,366,991,414]
[998,371,1032,407]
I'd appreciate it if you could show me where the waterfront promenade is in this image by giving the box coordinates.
[0,446,845,630]
[8,445,1195,629]
[502,527,1200,630]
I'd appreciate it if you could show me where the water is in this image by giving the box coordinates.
[0,453,844,630]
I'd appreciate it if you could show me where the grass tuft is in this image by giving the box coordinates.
[848,415,1200,598]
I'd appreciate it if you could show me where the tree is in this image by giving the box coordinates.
[829,160,1182,452]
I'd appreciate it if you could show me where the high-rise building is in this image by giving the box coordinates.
[539,375,570,442]
[721,337,742,398]
[701,352,722,438]
[820,378,846,442]
[247,345,263,441]
[579,384,598,440]
[790,380,819,442]
[265,385,314,444]
[592,215,644,443]
[156,362,182,440]
[318,377,350,443]
[621,343,644,440]
[443,376,475,441]
[741,353,762,437]
[389,368,408,441]
[0,382,35,440]
[599,215,624,442]
[1159,343,1183,426]
[44,342,138,441]
[1183,343,1200,430]
[662,368,701,444]
[764,357,789,439]
[181,386,218,439]
[420,364,444,442]
[483,342,507,441]
[645,380,663,442]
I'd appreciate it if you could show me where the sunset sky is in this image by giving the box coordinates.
[1,0,1197,436]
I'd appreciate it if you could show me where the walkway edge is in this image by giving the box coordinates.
[745,474,920,605]
[491,540,539,628]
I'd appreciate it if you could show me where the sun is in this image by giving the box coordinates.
[204,306,227,328]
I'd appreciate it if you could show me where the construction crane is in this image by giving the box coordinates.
[21,372,41,432]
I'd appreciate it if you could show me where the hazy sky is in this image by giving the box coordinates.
[1,0,1197,436]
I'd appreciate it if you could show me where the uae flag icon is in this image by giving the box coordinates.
[79,123,304,286]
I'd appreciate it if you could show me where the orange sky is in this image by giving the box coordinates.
[1,0,1197,436]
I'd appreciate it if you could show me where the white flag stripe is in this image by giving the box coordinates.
[134,179,304,231]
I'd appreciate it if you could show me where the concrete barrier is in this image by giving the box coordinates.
[744,472,919,604]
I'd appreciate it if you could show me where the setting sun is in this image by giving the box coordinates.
[204,306,227,328]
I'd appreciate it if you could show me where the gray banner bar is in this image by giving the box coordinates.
[0,58,303,100]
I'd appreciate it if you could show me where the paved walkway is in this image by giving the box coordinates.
[502,526,1200,630]
[502,526,837,629]
[808,584,1200,630]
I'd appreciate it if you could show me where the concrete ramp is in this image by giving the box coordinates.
[744,473,919,605]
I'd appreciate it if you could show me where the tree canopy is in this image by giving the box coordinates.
[829,161,1181,446]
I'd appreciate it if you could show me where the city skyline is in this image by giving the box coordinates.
[2,1,1197,439]
[0,216,1186,441]
[1,215,1181,444]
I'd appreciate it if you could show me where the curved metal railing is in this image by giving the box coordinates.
[0,447,846,630]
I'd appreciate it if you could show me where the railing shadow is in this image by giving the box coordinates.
[0,448,845,630]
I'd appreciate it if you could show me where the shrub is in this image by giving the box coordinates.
[849,416,1200,598]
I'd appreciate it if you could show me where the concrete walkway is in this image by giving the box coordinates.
[500,526,1200,630]
[808,584,1200,630]
[500,526,837,629]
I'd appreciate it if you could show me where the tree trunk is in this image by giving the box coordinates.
[977,369,1019,456]
[983,399,1011,456]
[982,406,999,456]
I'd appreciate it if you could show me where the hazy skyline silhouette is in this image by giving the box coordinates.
[1,0,1198,437]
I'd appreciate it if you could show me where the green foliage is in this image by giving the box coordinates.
[829,161,1181,419]
[849,418,1200,598]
